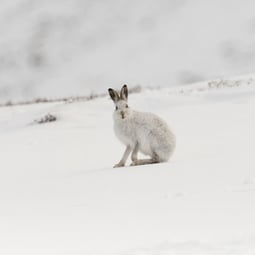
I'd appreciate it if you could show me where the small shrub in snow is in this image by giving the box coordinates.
[208,78,255,89]
[35,114,57,124]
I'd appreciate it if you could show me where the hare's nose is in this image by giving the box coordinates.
[120,111,125,119]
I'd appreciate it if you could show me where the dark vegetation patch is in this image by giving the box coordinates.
[34,113,57,124]
[0,85,142,108]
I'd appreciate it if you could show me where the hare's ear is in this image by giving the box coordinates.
[108,88,119,102]
[120,84,128,100]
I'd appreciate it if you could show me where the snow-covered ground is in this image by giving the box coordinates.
[1,0,255,103]
[0,76,255,254]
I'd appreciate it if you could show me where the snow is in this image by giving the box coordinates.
[0,76,255,254]
[1,0,255,103]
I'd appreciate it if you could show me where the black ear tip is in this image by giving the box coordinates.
[123,84,127,88]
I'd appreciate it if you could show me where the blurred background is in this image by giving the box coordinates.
[1,0,255,104]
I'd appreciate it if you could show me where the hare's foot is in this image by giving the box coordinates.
[114,146,131,168]
[131,158,160,166]
[114,162,125,168]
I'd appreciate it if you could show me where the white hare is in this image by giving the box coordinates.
[108,84,176,167]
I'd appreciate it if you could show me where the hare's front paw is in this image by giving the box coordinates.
[114,162,125,168]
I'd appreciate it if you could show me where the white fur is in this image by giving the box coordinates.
[109,85,176,167]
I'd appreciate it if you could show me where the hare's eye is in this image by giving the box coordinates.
[115,106,118,111]
[125,105,129,108]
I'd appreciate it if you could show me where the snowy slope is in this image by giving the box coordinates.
[1,0,255,103]
[0,76,255,254]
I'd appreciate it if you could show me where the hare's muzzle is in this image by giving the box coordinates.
[120,111,125,119]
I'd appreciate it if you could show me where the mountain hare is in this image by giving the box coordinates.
[108,85,176,167]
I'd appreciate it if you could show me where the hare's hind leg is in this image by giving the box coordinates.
[114,146,131,168]
[132,158,160,166]
[131,151,161,166]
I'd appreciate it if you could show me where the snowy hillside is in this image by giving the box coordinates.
[1,0,255,103]
[0,76,255,254]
